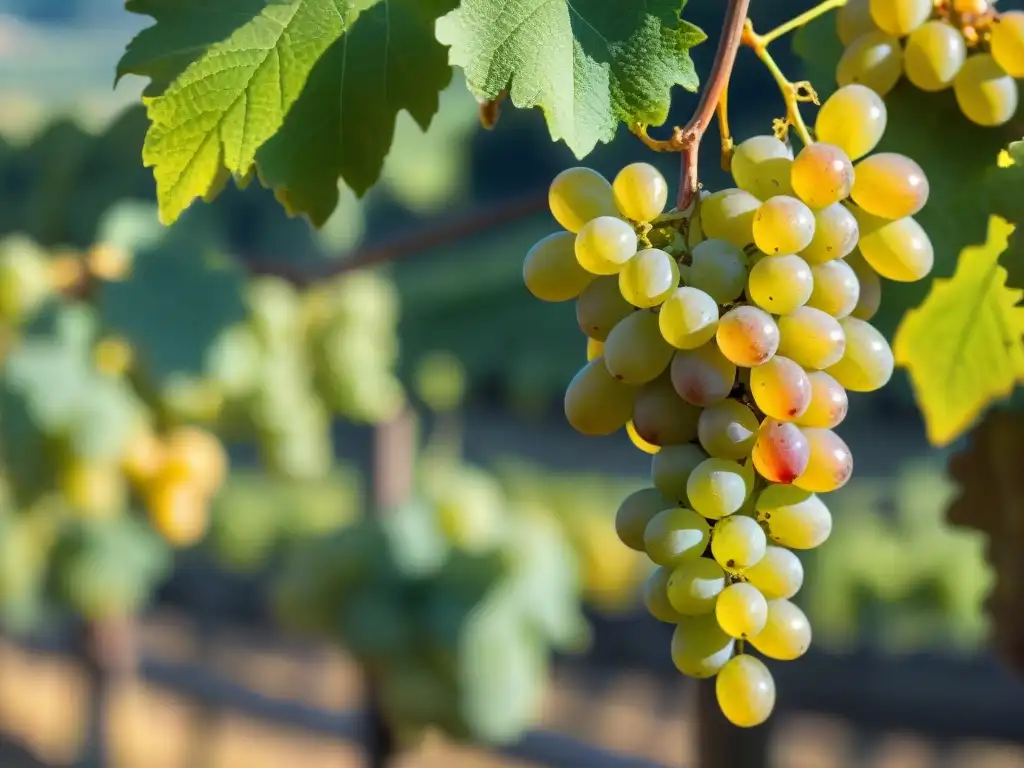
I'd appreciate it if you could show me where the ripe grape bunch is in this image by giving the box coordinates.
[837,0,1023,126]
[523,81,933,727]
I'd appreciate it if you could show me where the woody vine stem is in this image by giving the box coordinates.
[634,0,848,214]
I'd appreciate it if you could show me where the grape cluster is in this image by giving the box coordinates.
[523,83,934,726]
[837,0,1023,126]
[120,422,228,547]
[213,271,405,480]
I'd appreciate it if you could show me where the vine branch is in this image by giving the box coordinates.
[246,194,549,286]
[676,0,751,211]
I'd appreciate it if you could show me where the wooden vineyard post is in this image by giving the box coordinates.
[695,677,771,768]
[364,409,417,768]
[75,616,137,768]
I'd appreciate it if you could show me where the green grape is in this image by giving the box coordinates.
[614,487,673,551]
[747,254,813,315]
[826,316,894,392]
[671,614,735,678]
[837,0,877,46]
[837,31,904,96]
[644,566,684,623]
[659,287,719,350]
[807,259,860,319]
[603,311,674,385]
[549,167,619,233]
[777,307,846,370]
[801,203,860,264]
[749,599,812,661]
[575,216,638,275]
[752,196,816,255]
[576,277,634,340]
[846,252,882,320]
[869,0,931,36]
[0,236,53,322]
[644,507,712,567]
[790,143,855,210]
[670,343,737,407]
[700,188,760,248]
[953,54,1019,127]
[730,136,795,200]
[744,545,804,600]
[751,419,811,485]
[414,351,466,412]
[667,558,726,616]
[795,371,849,429]
[586,337,604,361]
[991,11,1024,77]
[697,399,759,460]
[716,583,769,638]
[613,162,669,222]
[688,239,749,303]
[716,655,776,728]
[247,277,304,343]
[852,153,929,220]
[652,443,709,504]
[618,248,679,308]
[717,306,780,368]
[631,374,702,447]
[794,428,853,493]
[563,356,636,436]
[687,458,751,520]
[711,514,767,572]
[855,212,934,282]
[750,356,812,421]
[756,485,833,550]
[904,21,967,91]
[815,84,888,162]
[523,231,595,302]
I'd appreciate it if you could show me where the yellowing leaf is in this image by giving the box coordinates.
[894,215,1024,447]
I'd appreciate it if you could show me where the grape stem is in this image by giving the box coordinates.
[757,0,848,47]
[716,90,734,172]
[676,0,751,210]
[741,20,817,148]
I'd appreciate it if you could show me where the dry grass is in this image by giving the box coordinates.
[0,616,1022,768]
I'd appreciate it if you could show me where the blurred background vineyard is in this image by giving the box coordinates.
[0,1,1020,767]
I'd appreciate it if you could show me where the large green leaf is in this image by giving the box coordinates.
[256,0,459,226]
[436,0,706,159]
[987,140,1024,291]
[118,0,356,225]
[51,518,171,620]
[98,229,248,387]
[0,304,138,506]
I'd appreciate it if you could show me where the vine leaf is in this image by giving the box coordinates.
[435,0,706,159]
[117,0,356,225]
[257,0,459,226]
[987,140,1024,291]
[894,216,1024,447]
[946,410,1024,671]
[98,227,248,388]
